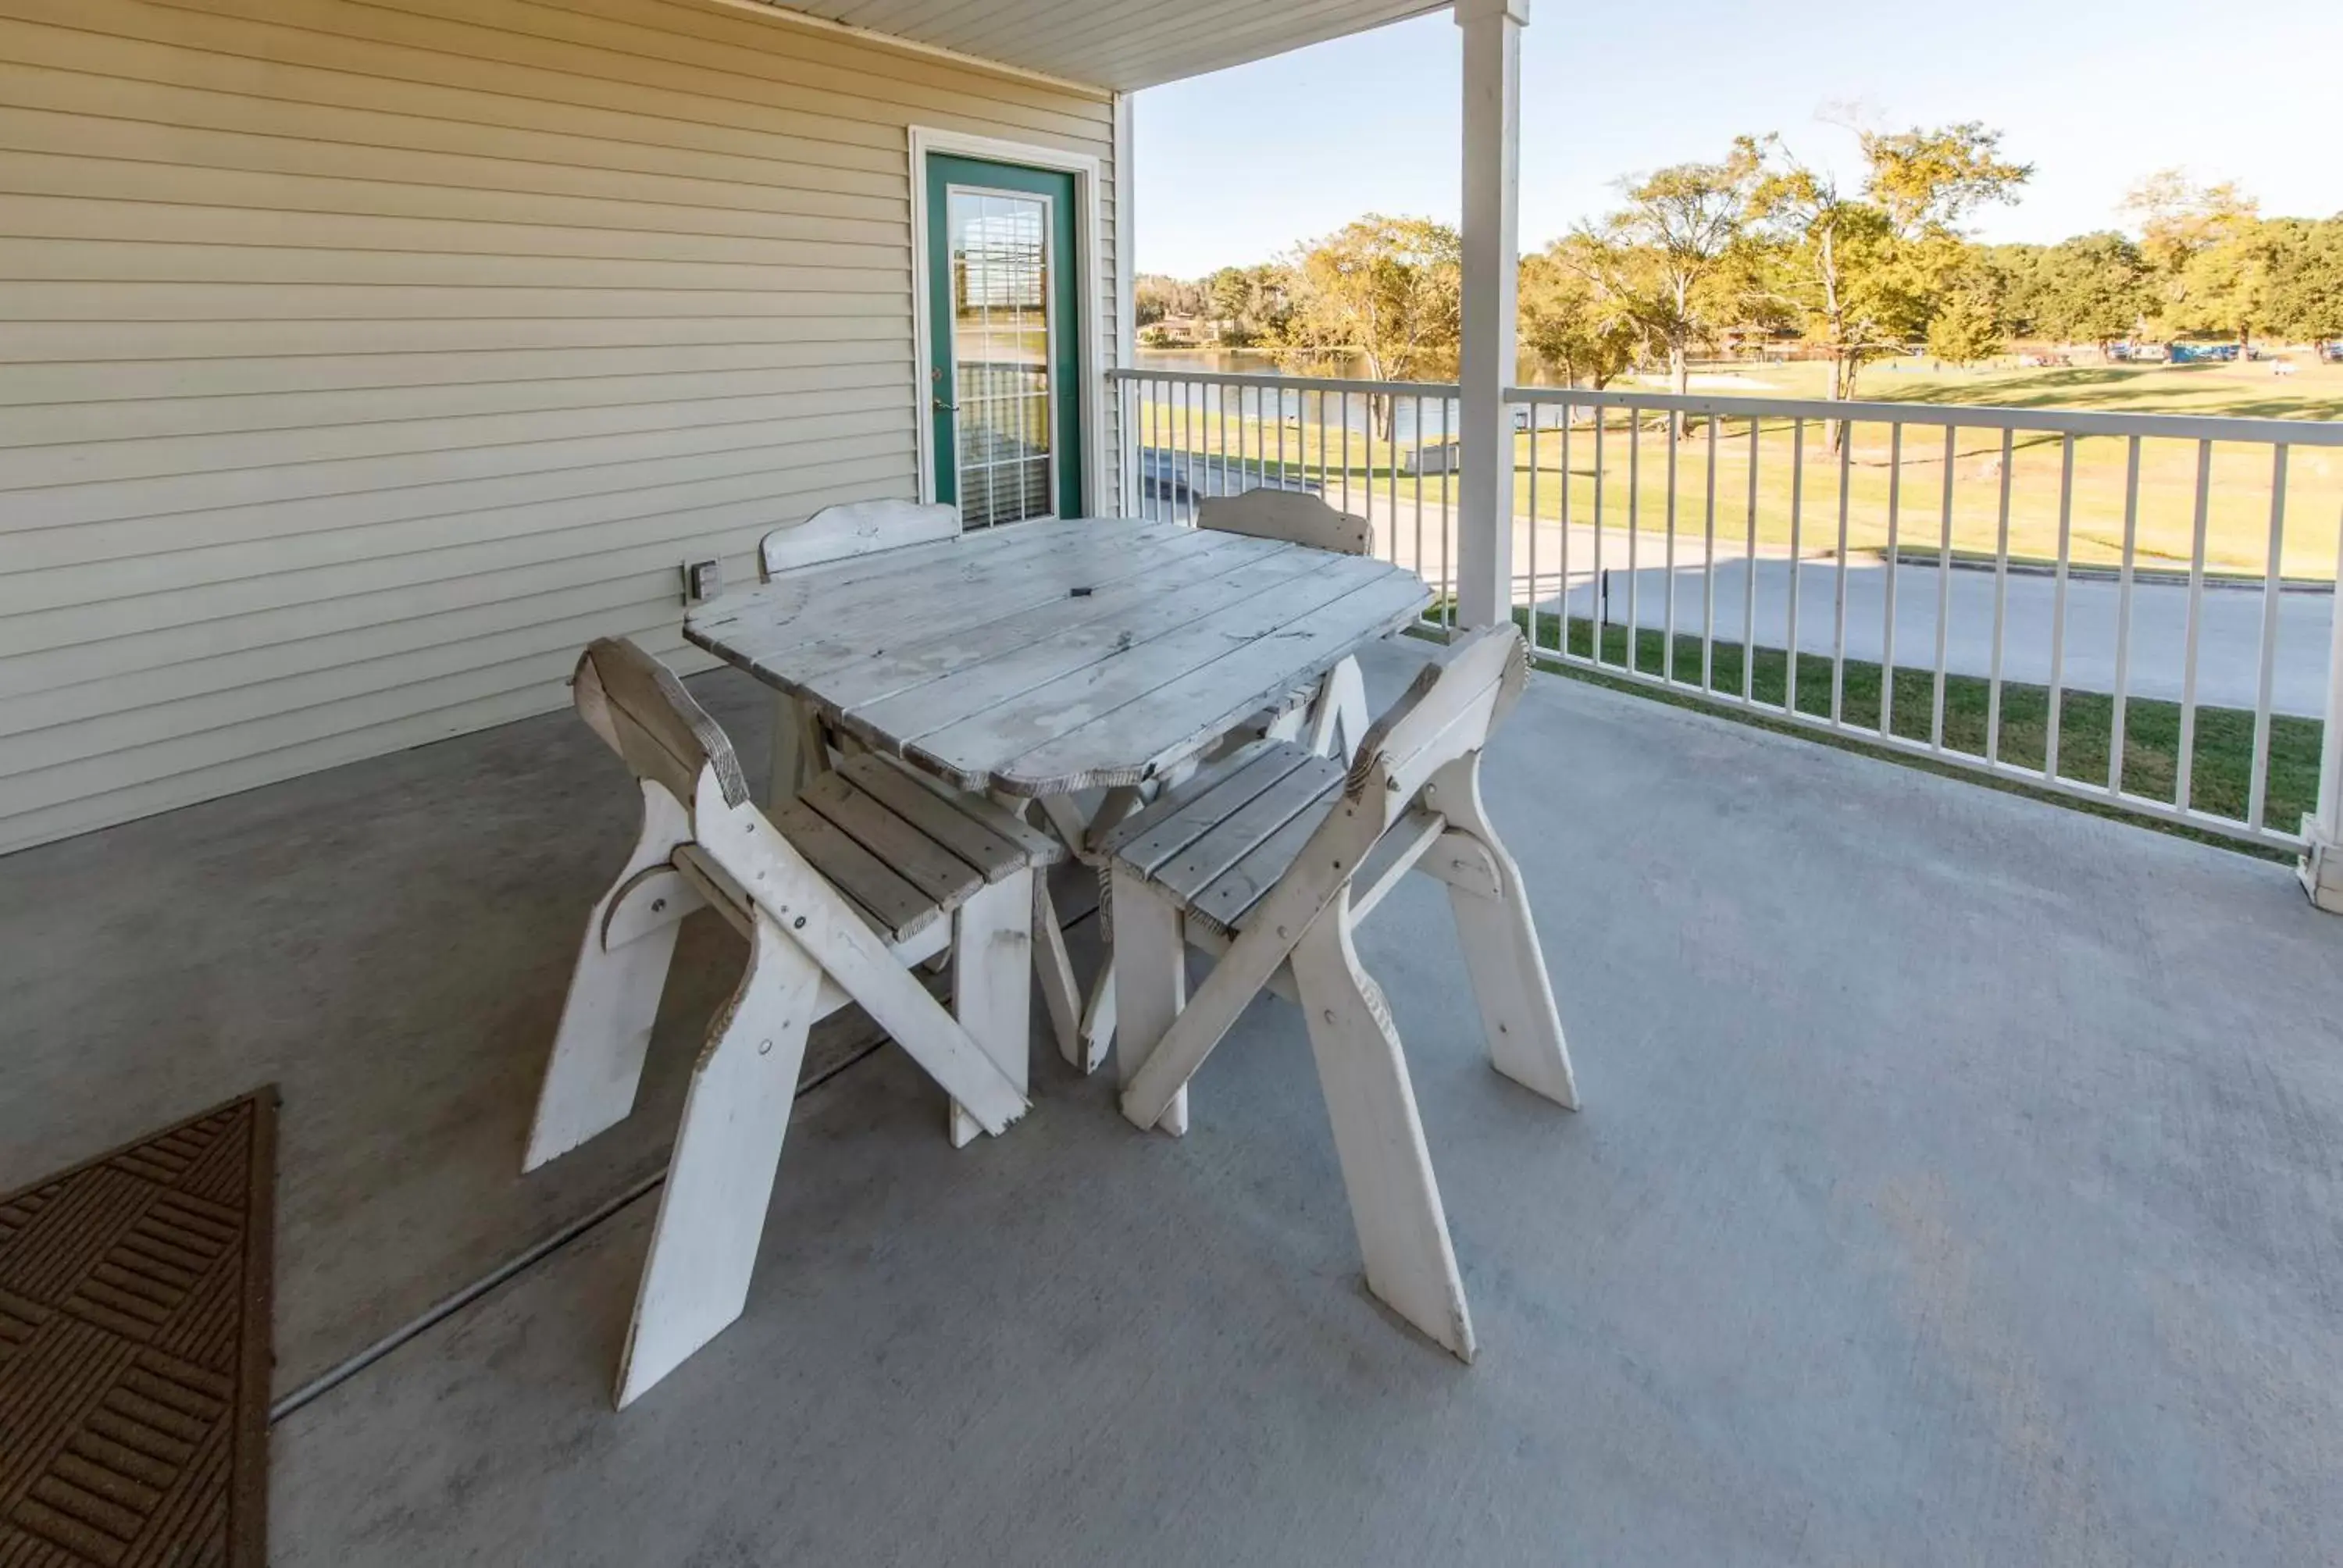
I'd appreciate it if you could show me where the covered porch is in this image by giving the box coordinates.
[6,0,2343,1560]
[8,640,2340,1563]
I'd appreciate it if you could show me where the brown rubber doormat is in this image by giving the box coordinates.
[0,1089,277,1567]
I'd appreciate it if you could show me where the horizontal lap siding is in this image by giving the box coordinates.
[0,0,1118,852]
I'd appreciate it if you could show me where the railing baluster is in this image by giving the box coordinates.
[1743,414,1758,704]
[1560,402,1574,663]
[1627,411,1642,673]
[2045,434,2076,782]
[1881,422,1903,738]
[1442,395,1455,633]
[1664,413,1679,683]
[1317,389,1330,501]
[1933,425,1955,751]
[1785,418,1804,716]
[2109,437,2142,796]
[1340,391,1352,526]
[1125,372,1143,513]
[1832,422,1853,726]
[1248,384,1260,493]
[1592,411,1607,670]
[1275,380,1286,484]
[1388,391,1400,570]
[2177,438,2212,812]
[1190,380,1203,523]
[1702,417,1718,693]
[2248,445,2288,832]
[1411,396,1427,616]
[1528,404,1542,657]
[1987,428,2014,764]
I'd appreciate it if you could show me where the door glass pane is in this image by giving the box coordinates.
[950,189,1054,528]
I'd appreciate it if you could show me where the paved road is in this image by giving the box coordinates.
[1549,555,2334,716]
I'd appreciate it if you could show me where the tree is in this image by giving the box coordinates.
[1924,267,2005,365]
[1204,264,1294,347]
[1749,121,2030,443]
[2026,232,2153,355]
[2122,172,2264,345]
[1517,241,1640,393]
[1574,139,1763,423]
[2264,217,2343,342]
[1280,215,1461,437]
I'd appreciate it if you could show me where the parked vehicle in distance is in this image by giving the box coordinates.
[2168,342,2241,365]
[2320,342,2343,365]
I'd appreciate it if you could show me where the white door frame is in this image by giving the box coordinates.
[940,178,1064,526]
[908,127,1107,520]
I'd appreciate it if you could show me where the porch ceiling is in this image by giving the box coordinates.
[768,0,1448,91]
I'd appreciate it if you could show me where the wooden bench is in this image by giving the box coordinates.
[1101,625,1578,1362]
[525,636,1057,1406]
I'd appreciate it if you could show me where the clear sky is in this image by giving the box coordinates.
[1131,0,2343,278]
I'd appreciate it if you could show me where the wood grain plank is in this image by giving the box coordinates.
[781,529,1261,707]
[1100,739,1307,875]
[688,519,1179,677]
[1154,756,1344,904]
[834,752,1023,881]
[988,572,1429,796]
[767,794,936,943]
[797,769,981,908]
[839,545,1342,753]
[1185,784,1339,934]
[908,561,1419,789]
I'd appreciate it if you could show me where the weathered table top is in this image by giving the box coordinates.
[684,516,1430,797]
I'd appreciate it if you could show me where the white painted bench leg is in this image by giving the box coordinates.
[1429,757,1578,1110]
[615,911,823,1409]
[949,872,1035,1149]
[1289,903,1475,1363]
[1032,880,1085,1068]
[525,782,692,1172]
[1108,868,1189,1137]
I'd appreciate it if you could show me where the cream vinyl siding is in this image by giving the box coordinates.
[0,0,1122,853]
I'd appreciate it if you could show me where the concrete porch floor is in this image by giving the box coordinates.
[6,640,2341,1564]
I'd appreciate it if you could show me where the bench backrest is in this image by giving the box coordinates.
[1346,624,1529,821]
[572,637,750,814]
[760,499,961,580]
[1196,490,1372,557]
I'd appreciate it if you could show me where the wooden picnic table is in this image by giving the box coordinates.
[684,513,1432,1082]
[683,515,1427,799]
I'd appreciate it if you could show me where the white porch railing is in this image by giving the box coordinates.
[1110,366,2343,863]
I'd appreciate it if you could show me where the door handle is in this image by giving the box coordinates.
[932,394,959,412]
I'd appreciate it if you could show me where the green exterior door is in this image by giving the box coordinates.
[924,153,1083,526]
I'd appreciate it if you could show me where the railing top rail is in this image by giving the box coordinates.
[1109,366,1462,398]
[1507,383,2343,446]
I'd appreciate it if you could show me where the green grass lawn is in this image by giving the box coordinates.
[1499,608,2322,845]
[1136,358,2343,578]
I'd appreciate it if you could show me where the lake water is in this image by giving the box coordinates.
[1130,347,1580,444]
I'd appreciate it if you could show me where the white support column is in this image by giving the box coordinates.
[1454,0,1526,631]
[2300,508,2343,913]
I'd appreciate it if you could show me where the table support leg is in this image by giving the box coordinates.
[765,693,827,808]
[1077,960,1116,1078]
[1032,880,1085,1069]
